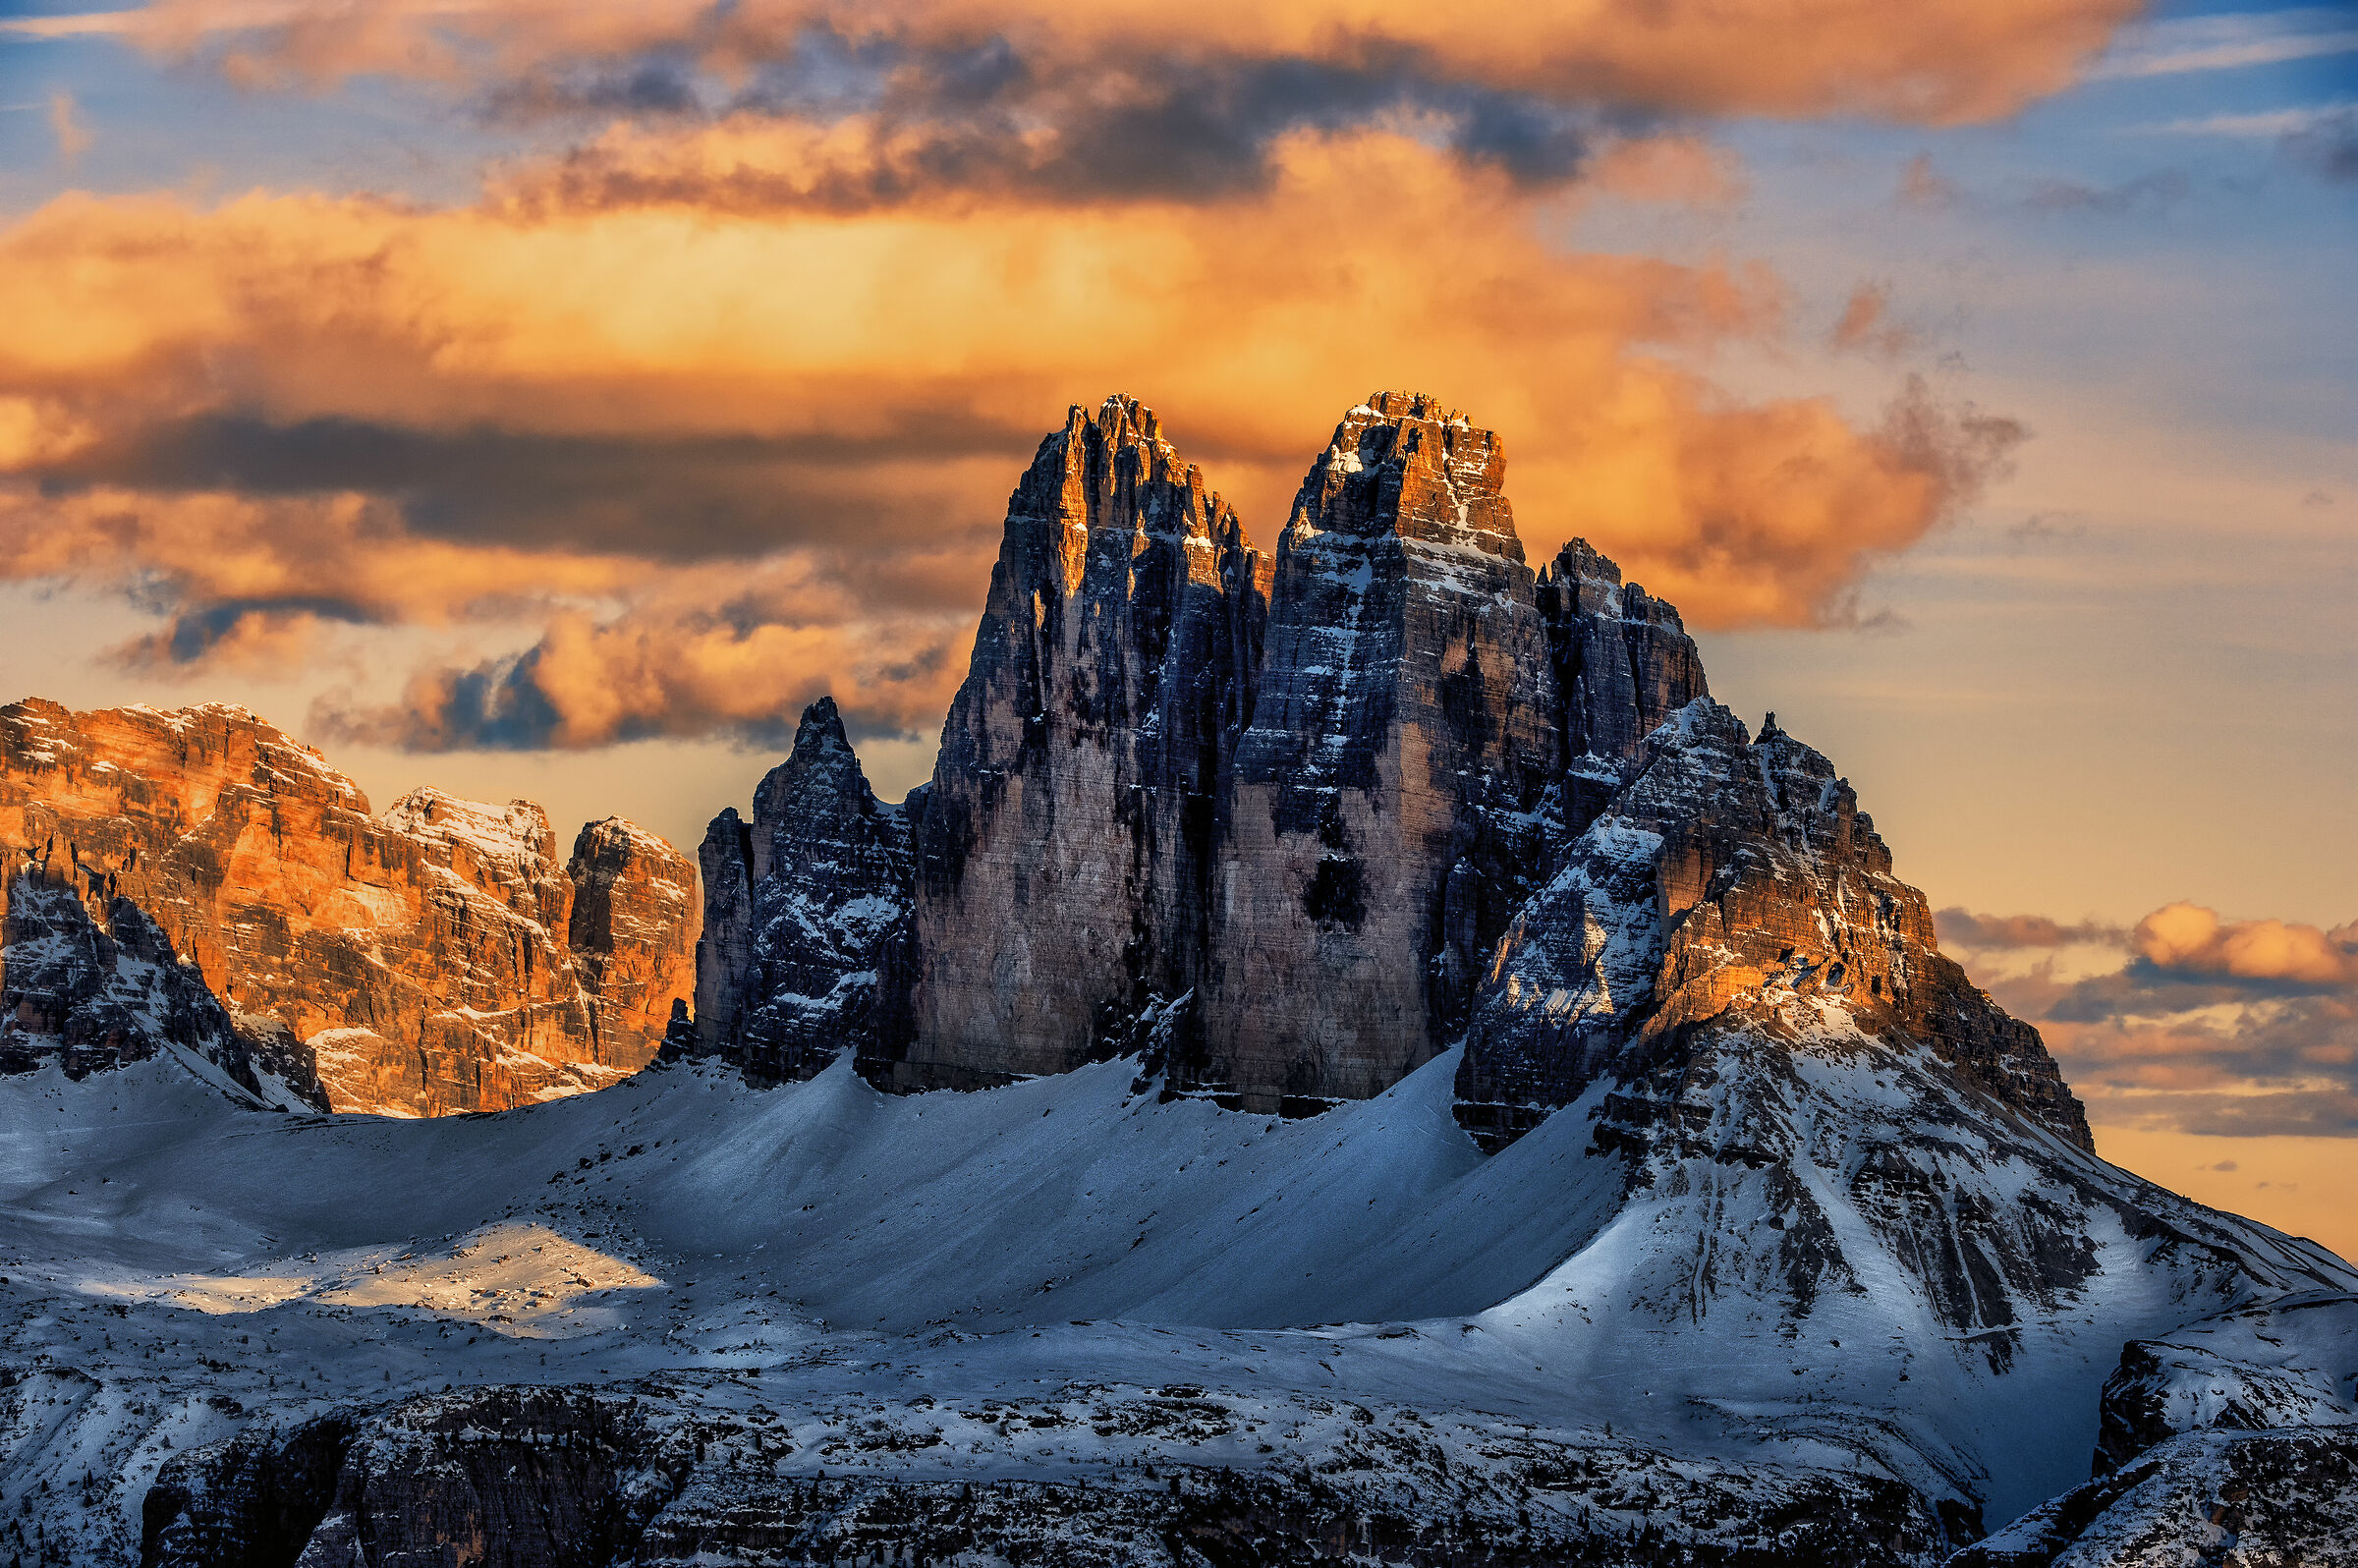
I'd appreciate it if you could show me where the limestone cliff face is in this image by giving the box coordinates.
[566,816,702,1068]
[1453,700,2089,1151]
[688,388,2089,1159]
[0,868,322,1107]
[875,395,1266,1092]
[683,697,913,1082]
[1540,538,1711,826]
[1190,393,1559,1108]
[0,700,698,1115]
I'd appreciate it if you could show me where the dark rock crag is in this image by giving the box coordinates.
[677,696,914,1082]
[0,699,699,1115]
[143,1383,1949,1568]
[874,395,1267,1093]
[689,390,2085,1150]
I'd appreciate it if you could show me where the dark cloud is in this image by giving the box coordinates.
[29,413,1032,564]
[2282,107,2358,185]
[498,40,1622,213]
[1936,907,2121,949]
[1958,901,2358,1139]
[315,597,966,753]
[1873,374,2028,514]
[2023,168,2190,216]
[107,596,374,668]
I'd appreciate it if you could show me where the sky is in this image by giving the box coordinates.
[1,1,2353,1249]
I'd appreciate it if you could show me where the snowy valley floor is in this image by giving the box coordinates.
[1,1050,2351,1564]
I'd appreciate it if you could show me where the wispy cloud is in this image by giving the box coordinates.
[1949,902,2358,1139]
[2144,101,2358,137]
[47,91,90,163]
[0,10,137,39]
[2087,8,2358,81]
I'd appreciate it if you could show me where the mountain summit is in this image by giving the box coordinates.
[681,392,2081,1156]
[7,396,2354,1568]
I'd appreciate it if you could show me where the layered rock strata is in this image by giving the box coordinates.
[0,868,323,1107]
[1452,702,2089,1150]
[0,699,697,1115]
[143,1384,1950,1568]
[872,395,1267,1092]
[1190,394,1560,1107]
[682,697,914,1082]
[692,390,2085,1148]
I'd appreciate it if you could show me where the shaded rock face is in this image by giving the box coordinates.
[0,700,698,1115]
[1453,701,2090,1153]
[567,817,701,1065]
[2093,1291,2358,1476]
[1952,1428,2358,1568]
[1539,537,1711,827]
[875,395,1267,1092]
[144,1383,1949,1568]
[682,697,914,1082]
[1193,393,1560,1108]
[0,868,323,1108]
[695,389,2086,1150]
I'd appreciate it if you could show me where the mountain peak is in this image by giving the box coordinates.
[1295,393,1521,561]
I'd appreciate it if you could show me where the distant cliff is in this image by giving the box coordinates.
[0,700,699,1115]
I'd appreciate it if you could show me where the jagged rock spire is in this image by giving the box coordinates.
[870,396,1267,1091]
[1190,393,1560,1108]
[686,697,912,1082]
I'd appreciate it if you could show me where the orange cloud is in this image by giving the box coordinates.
[2134,902,2358,988]
[0,128,2026,744]
[97,0,2140,124]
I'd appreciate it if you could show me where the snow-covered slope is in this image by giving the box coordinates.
[3,1034,2349,1565]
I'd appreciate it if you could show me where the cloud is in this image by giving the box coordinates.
[1830,284,1916,359]
[1897,152,1960,209]
[317,590,966,751]
[2281,106,2358,185]
[1936,907,2122,948]
[2023,169,2189,216]
[2086,9,2358,82]
[0,126,2038,747]
[2132,902,2358,989]
[78,0,2144,126]
[47,91,91,163]
[1954,899,2358,1139]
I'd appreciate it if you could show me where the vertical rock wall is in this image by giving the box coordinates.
[688,388,2088,1154]
[683,698,914,1082]
[876,396,1266,1091]
[1189,394,1560,1109]
[0,700,699,1115]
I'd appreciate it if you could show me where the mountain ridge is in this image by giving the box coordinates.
[2,391,2353,1567]
[0,696,700,1116]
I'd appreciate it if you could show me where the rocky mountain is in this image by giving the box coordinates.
[4,392,2353,1568]
[687,696,914,1082]
[0,699,699,1115]
[683,392,2086,1158]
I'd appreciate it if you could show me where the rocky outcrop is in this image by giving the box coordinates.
[680,697,913,1082]
[688,389,2091,1158]
[1453,701,2090,1151]
[1539,537,1710,827]
[1188,394,1560,1110]
[1952,1428,2358,1567]
[566,816,701,1067]
[0,868,322,1107]
[143,1383,1949,1568]
[0,700,698,1115]
[2093,1292,2358,1475]
[873,395,1266,1092]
